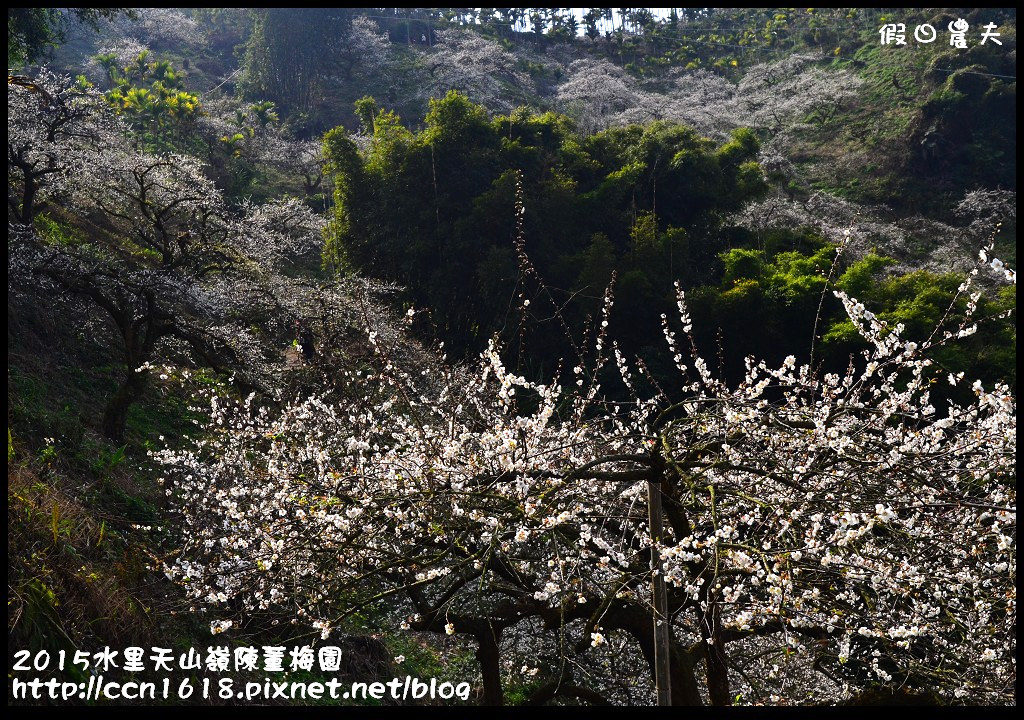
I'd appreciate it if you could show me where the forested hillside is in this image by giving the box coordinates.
[8,8,1016,707]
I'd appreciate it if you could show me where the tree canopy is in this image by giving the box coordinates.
[325,91,767,365]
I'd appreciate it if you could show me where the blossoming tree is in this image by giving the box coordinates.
[9,72,337,440]
[156,229,1015,704]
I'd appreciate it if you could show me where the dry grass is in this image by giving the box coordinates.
[8,459,157,652]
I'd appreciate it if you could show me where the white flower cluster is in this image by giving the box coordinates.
[149,189,1014,703]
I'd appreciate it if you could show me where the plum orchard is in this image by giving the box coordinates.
[8,72,341,440]
[156,236,1015,705]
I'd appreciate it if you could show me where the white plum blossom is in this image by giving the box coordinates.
[155,239,1015,705]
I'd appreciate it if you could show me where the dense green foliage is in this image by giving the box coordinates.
[178,8,1018,212]
[239,9,357,131]
[94,51,201,147]
[689,241,1016,387]
[324,90,1015,385]
[326,91,766,362]
[8,8,132,64]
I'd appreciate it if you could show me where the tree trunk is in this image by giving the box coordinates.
[704,607,732,705]
[102,368,148,441]
[648,476,671,705]
[606,605,703,705]
[21,172,37,223]
[669,643,704,706]
[476,625,504,705]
